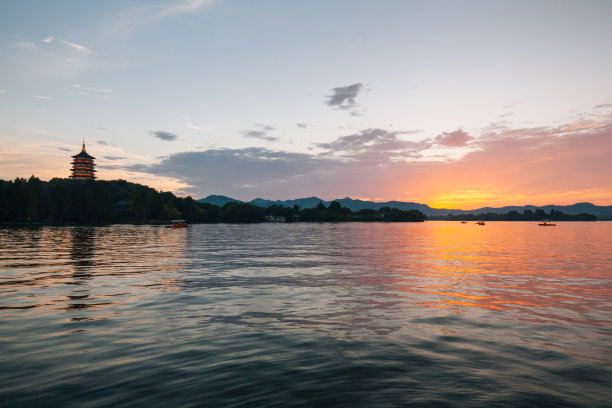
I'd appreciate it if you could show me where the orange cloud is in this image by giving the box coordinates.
[393,121,612,208]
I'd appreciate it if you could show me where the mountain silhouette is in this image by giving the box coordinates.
[198,196,612,219]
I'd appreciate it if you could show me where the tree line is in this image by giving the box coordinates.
[298,201,426,222]
[0,177,426,224]
[438,209,596,221]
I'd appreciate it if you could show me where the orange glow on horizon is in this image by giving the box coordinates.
[421,187,612,210]
[426,188,523,210]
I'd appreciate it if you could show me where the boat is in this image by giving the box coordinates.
[166,219,187,228]
[476,221,485,225]
[460,221,467,224]
[538,219,556,226]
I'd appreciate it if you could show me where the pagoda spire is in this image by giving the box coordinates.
[82,138,86,151]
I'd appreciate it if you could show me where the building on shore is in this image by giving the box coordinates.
[265,215,286,222]
[70,140,96,180]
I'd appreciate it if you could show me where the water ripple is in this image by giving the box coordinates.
[1,222,611,407]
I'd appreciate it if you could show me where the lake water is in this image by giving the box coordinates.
[1,222,611,407]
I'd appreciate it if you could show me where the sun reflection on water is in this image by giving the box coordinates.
[0,222,611,406]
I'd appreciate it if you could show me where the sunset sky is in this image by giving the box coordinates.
[1,0,611,209]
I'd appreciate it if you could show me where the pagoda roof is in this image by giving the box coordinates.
[72,150,96,159]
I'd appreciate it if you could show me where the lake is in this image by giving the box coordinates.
[1,222,611,407]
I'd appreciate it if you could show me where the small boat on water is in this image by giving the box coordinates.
[166,219,187,228]
[538,219,556,226]
[476,221,485,225]
[460,221,467,224]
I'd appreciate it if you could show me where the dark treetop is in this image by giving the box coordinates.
[0,177,426,224]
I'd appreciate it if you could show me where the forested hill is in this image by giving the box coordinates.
[0,176,207,224]
[0,177,426,224]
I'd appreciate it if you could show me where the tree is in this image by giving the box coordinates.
[130,192,146,220]
[26,176,44,220]
[222,202,265,223]
[49,184,70,223]
[90,184,113,222]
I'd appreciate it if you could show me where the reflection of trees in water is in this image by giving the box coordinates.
[70,227,95,280]
[67,227,97,315]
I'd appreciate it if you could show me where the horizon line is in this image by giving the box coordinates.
[196,194,612,211]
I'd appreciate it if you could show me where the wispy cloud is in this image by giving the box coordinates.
[34,95,53,100]
[0,89,6,94]
[155,0,213,19]
[109,0,214,34]
[90,87,115,93]
[558,119,603,133]
[242,124,278,142]
[150,130,179,141]
[73,84,116,96]
[60,39,93,53]
[186,122,213,131]
[19,127,53,135]
[595,103,612,109]
[9,35,99,78]
[12,35,37,49]
[296,123,308,129]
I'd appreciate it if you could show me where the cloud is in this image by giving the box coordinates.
[19,127,52,135]
[97,140,108,145]
[419,120,612,207]
[326,83,363,112]
[186,122,213,131]
[108,0,214,35]
[594,103,612,109]
[58,147,71,152]
[103,156,126,161]
[558,119,603,132]
[127,128,430,199]
[88,87,115,94]
[60,39,93,53]
[43,36,53,43]
[317,128,429,162]
[34,95,53,100]
[125,147,337,199]
[9,36,99,79]
[12,36,37,49]
[296,123,308,129]
[125,115,612,206]
[434,130,473,147]
[73,84,116,97]
[242,125,278,142]
[150,130,179,141]
[155,0,213,18]
[0,89,6,94]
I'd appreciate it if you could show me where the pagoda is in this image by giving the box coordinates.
[70,139,96,179]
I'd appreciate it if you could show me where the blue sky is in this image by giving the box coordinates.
[1,0,611,208]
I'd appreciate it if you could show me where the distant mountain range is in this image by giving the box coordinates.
[197,195,612,220]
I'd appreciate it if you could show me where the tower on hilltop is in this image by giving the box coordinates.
[70,139,96,180]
